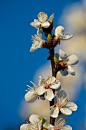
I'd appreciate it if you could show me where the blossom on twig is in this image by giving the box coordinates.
[30,29,43,52]
[53,26,73,44]
[44,114,72,130]
[55,49,79,76]
[20,114,47,130]
[25,79,45,103]
[35,76,61,101]
[50,90,78,118]
[30,12,54,29]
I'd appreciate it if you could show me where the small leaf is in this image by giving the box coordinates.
[47,34,52,41]
[54,57,59,63]
[42,117,46,125]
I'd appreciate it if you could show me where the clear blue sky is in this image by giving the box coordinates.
[0,0,85,130]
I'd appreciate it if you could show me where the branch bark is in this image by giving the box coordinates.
[49,47,56,125]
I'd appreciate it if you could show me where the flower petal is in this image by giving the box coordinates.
[20,124,29,130]
[54,26,64,37]
[55,114,67,126]
[61,125,72,130]
[29,114,41,124]
[68,65,75,75]
[39,40,43,48]
[37,12,48,23]
[25,91,37,103]
[30,39,43,52]
[41,21,50,28]
[30,46,37,52]
[50,107,59,118]
[56,90,67,99]
[53,26,58,35]
[44,89,54,101]
[59,34,73,40]
[34,19,39,22]
[38,121,42,130]
[50,80,61,89]
[60,108,72,115]
[38,76,43,86]
[59,49,68,60]
[65,102,78,111]
[60,69,68,76]
[48,13,54,21]
[67,54,79,65]
[46,76,56,84]
[30,19,40,29]
[35,85,46,95]
[43,123,54,129]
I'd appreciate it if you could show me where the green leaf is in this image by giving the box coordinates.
[42,117,46,125]
[47,34,52,41]
[54,57,59,63]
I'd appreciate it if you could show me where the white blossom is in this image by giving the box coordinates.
[20,114,43,130]
[44,114,72,130]
[35,76,61,101]
[25,80,45,103]
[30,29,43,52]
[30,12,54,29]
[55,49,79,76]
[53,26,73,40]
[50,90,78,118]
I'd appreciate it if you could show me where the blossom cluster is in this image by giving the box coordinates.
[25,76,61,102]
[20,114,72,130]
[20,12,79,130]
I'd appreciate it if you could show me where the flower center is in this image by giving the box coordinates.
[60,60,67,70]
[54,118,66,130]
[36,127,39,130]
[56,94,70,108]
[40,78,51,90]
[31,35,41,45]
[44,84,50,89]
[56,103,62,109]
[54,126,61,130]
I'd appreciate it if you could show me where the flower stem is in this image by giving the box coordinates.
[42,28,58,125]
[49,48,56,125]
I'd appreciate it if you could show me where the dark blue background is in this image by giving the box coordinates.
[0,0,85,130]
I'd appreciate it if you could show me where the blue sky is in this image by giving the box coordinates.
[0,0,85,130]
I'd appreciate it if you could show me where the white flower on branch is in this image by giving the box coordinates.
[30,29,43,52]
[25,84,38,103]
[20,114,46,130]
[50,90,78,118]
[25,80,45,103]
[55,49,79,76]
[53,26,73,40]
[44,114,72,130]
[30,12,54,29]
[35,76,61,101]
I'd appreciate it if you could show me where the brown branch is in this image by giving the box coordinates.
[42,40,58,49]
[43,41,60,125]
[49,47,56,125]
[42,29,59,125]
[52,41,59,48]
